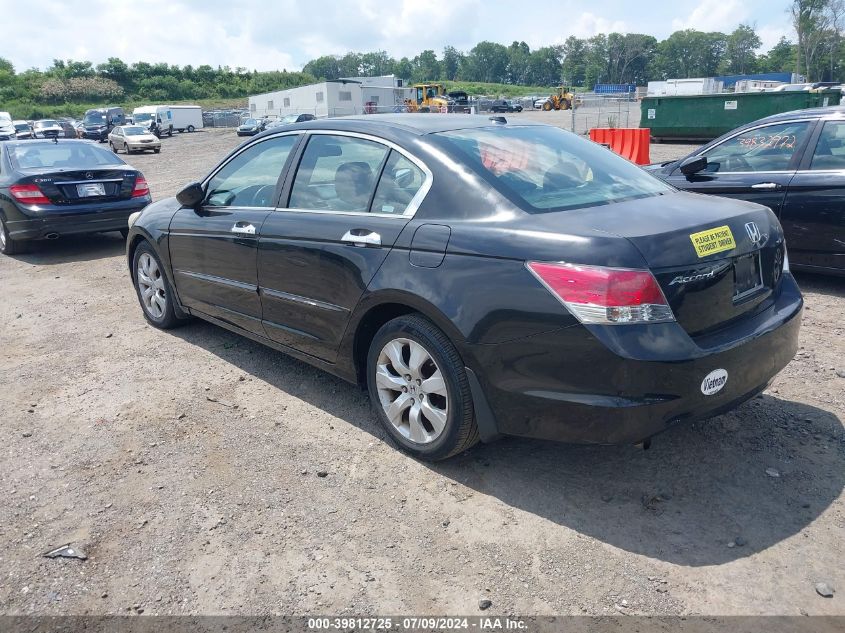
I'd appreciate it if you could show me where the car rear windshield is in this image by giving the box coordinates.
[435,125,672,212]
[10,143,121,170]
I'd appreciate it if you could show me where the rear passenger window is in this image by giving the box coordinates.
[288,135,388,212]
[810,121,845,170]
[371,151,425,214]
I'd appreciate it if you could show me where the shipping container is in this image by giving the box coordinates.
[594,83,636,94]
[640,89,841,141]
[646,78,723,96]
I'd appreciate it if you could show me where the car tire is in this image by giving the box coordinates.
[187,125,195,132]
[0,218,25,256]
[153,148,161,154]
[132,241,184,330]
[168,129,173,137]
[123,143,131,154]
[367,314,479,461]
[109,141,117,153]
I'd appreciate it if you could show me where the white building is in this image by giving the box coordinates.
[248,76,413,119]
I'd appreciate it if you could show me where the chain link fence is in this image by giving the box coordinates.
[567,95,640,136]
[199,94,643,134]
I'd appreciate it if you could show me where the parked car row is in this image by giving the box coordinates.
[1,113,79,141]
[236,113,315,136]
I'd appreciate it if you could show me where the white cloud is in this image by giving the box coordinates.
[570,12,628,38]
[671,0,748,32]
[758,24,793,51]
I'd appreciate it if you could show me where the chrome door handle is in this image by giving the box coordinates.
[751,182,779,190]
[231,222,256,235]
[341,230,381,247]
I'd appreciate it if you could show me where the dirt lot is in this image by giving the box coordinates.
[1,126,843,617]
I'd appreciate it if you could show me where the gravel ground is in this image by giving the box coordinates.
[0,126,842,617]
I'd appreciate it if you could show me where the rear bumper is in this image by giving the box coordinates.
[5,198,150,240]
[469,275,803,445]
[127,143,161,150]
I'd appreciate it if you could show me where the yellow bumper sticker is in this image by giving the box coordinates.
[689,225,736,258]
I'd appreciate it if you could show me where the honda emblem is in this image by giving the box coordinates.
[745,222,762,246]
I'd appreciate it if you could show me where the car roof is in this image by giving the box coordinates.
[3,139,102,149]
[268,113,545,137]
[752,105,845,125]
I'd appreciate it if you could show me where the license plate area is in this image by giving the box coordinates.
[733,252,763,300]
[76,183,105,197]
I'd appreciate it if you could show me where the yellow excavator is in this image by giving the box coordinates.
[406,83,451,112]
[542,86,579,111]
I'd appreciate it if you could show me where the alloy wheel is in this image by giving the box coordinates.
[136,252,167,319]
[375,337,449,444]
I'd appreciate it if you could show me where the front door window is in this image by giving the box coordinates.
[699,121,811,173]
[205,135,299,208]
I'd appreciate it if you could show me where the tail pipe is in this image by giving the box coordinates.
[44,233,59,240]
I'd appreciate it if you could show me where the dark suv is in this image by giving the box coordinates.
[81,107,125,142]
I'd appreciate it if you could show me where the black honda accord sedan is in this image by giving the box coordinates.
[126,114,803,460]
[647,106,845,276]
[0,139,151,255]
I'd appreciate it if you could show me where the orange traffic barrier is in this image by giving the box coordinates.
[589,128,650,165]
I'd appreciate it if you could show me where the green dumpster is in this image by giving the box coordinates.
[641,90,841,141]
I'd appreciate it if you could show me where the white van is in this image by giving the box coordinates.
[0,111,15,140]
[168,105,203,132]
[133,105,174,136]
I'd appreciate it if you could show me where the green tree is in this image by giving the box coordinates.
[411,50,440,82]
[561,36,587,86]
[757,37,797,73]
[360,51,394,76]
[723,24,762,74]
[302,55,341,80]
[506,41,532,84]
[442,46,462,80]
[656,30,727,78]
[463,41,509,83]
[528,46,563,85]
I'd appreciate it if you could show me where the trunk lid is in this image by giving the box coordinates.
[22,168,139,205]
[559,191,785,337]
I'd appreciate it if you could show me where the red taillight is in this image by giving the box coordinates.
[527,261,674,324]
[132,175,150,198]
[9,184,50,205]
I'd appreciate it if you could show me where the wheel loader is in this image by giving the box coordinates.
[405,83,451,112]
[542,86,579,111]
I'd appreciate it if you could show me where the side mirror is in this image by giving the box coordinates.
[176,182,204,208]
[679,155,708,176]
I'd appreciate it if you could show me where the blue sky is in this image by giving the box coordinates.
[1,0,794,72]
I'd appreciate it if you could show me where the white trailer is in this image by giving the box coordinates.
[168,105,203,132]
[133,105,174,136]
